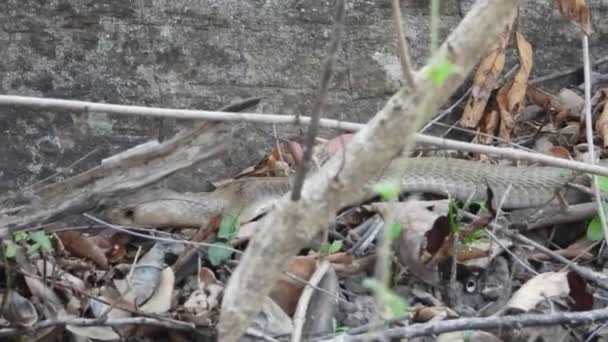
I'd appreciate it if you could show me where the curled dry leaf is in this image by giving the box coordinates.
[182,267,224,324]
[505,271,592,313]
[1,291,38,326]
[121,243,166,306]
[476,109,499,144]
[66,324,120,341]
[369,200,450,285]
[499,32,533,141]
[139,267,175,314]
[269,255,317,316]
[56,231,109,269]
[554,0,592,35]
[88,286,133,320]
[411,303,458,323]
[595,89,608,147]
[460,21,514,128]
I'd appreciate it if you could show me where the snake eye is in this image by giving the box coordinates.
[465,277,477,293]
[124,209,135,219]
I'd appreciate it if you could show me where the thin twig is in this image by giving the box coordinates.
[291,261,332,342]
[0,316,196,338]
[530,55,608,85]
[461,211,608,291]
[4,95,608,178]
[291,0,344,201]
[581,34,608,244]
[338,307,608,341]
[391,0,416,87]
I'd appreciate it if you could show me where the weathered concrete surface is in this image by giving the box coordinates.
[1,0,607,193]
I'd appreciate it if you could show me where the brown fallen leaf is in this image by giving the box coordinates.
[460,20,514,128]
[496,79,514,142]
[547,146,572,159]
[269,255,317,316]
[56,231,109,269]
[499,32,533,140]
[476,109,499,144]
[554,0,593,35]
[595,89,608,146]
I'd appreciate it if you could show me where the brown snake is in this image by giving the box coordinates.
[105,156,601,228]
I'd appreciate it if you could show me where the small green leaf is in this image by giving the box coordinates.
[387,222,402,241]
[372,181,400,202]
[218,213,240,240]
[587,216,604,241]
[4,242,17,258]
[463,229,488,245]
[327,240,343,254]
[28,231,52,253]
[598,177,608,194]
[427,60,460,86]
[207,243,234,266]
[13,231,28,242]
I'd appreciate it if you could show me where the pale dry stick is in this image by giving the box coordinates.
[581,34,608,244]
[529,55,608,85]
[4,94,608,178]
[391,0,416,88]
[292,0,345,201]
[0,316,196,338]
[339,307,608,341]
[291,261,332,342]
[83,213,244,255]
[218,1,521,340]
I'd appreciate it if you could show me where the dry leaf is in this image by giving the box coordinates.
[369,200,450,285]
[547,146,572,159]
[460,21,514,128]
[269,256,317,316]
[477,110,499,144]
[505,271,592,312]
[66,325,120,341]
[507,32,533,120]
[56,231,109,269]
[496,80,514,142]
[1,291,38,326]
[140,267,175,314]
[595,89,608,147]
[554,0,592,35]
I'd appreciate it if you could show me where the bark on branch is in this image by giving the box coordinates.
[218,0,521,340]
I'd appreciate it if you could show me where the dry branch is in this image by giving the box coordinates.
[217,0,521,340]
[341,307,608,340]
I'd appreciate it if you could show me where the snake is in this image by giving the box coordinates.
[104,156,600,228]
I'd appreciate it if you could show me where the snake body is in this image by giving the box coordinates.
[106,157,596,227]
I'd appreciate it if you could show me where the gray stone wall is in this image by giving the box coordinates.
[1,0,607,192]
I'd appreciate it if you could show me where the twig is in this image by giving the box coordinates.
[581,34,608,244]
[291,0,344,201]
[529,55,608,85]
[391,0,416,87]
[460,211,608,291]
[4,95,608,178]
[83,214,243,255]
[291,261,332,342]
[0,316,196,338]
[338,307,608,341]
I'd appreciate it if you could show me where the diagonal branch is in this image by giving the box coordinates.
[217,0,521,341]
